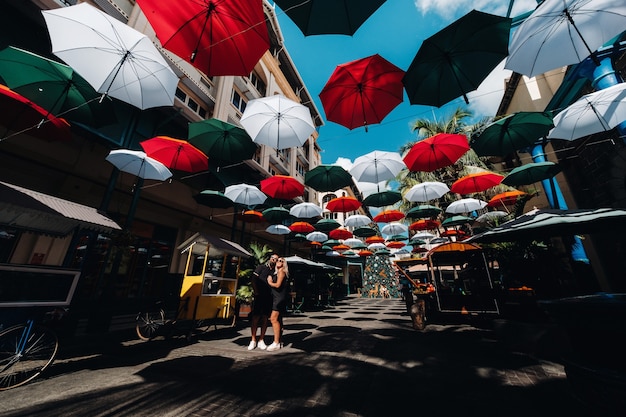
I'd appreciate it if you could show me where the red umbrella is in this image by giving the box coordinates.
[260,175,304,200]
[409,219,441,231]
[450,171,504,194]
[289,221,315,233]
[140,136,208,173]
[404,133,470,172]
[372,209,404,223]
[329,228,353,240]
[487,190,527,208]
[136,0,270,76]
[326,196,361,213]
[319,54,405,131]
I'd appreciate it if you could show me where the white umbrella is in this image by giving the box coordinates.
[343,237,365,248]
[306,231,328,242]
[344,214,371,228]
[105,149,172,181]
[240,95,316,150]
[367,242,386,251]
[404,181,450,202]
[42,3,178,110]
[266,224,291,235]
[475,211,509,224]
[224,184,267,207]
[505,0,626,78]
[410,232,436,242]
[381,222,408,235]
[446,198,488,214]
[289,202,323,218]
[548,83,626,141]
[350,150,406,184]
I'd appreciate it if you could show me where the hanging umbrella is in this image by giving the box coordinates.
[365,235,385,244]
[504,0,626,78]
[450,171,504,194]
[135,0,270,76]
[353,226,377,237]
[224,183,267,207]
[411,232,436,241]
[306,231,328,242]
[502,162,562,186]
[260,175,304,200]
[441,215,474,227]
[403,10,511,106]
[319,54,404,131]
[0,84,71,142]
[326,196,361,213]
[387,234,408,242]
[343,237,365,248]
[404,181,450,202]
[409,219,441,231]
[140,136,208,173]
[386,241,406,249]
[42,3,179,110]
[409,237,427,246]
[404,133,470,172]
[0,46,116,127]
[350,150,406,183]
[323,239,341,246]
[240,95,316,150]
[367,242,387,251]
[194,190,233,209]
[105,149,172,181]
[262,206,292,223]
[547,83,626,141]
[187,118,257,166]
[344,214,371,228]
[274,0,386,36]
[328,228,353,240]
[475,211,510,225]
[266,224,291,235]
[405,205,442,219]
[373,209,404,223]
[289,221,315,233]
[304,164,353,192]
[471,111,554,157]
[238,210,265,223]
[290,202,323,219]
[445,198,487,214]
[359,249,374,257]
[487,190,528,208]
[362,190,402,207]
[314,218,341,231]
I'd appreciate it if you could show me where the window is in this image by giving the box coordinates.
[248,71,266,95]
[323,194,336,204]
[231,90,247,113]
[175,87,187,101]
[296,160,306,177]
[187,98,199,112]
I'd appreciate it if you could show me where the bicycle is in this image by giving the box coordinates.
[0,309,64,390]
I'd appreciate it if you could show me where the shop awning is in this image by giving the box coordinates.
[0,181,121,236]
[178,232,252,259]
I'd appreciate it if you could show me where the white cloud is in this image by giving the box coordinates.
[413,0,537,20]
[334,157,352,171]
[467,59,512,118]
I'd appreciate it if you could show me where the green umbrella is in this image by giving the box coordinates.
[502,161,562,186]
[0,45,116,127]
[262,206,292,223]
[188,118,257,166]
[193,190,233,209]
[471,111,554,157]
[314,218,341,231]
[405,204,442,219]
[441,215,473,227]
[362,190,402,207]
[304,164,353,192]
[353,226,377,237]
[387,234,408,242]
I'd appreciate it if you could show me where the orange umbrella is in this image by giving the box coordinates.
[359,249,374,257]
[332,244,350,252]
[403,133,469,172]
[260,174,304,200]
[409,219,441,231]
[365,235,385,244]
[373,209,404,223]
[140,135,208,173]
[329,228,353,240]
[326,196,361,212]
[237,210,265,223]
[386,241,406,249]
[487,190,527,208]
[440,229,466,238]
[450,171,504,194]
[289,221,315,233]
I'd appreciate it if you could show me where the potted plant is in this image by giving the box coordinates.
[236,268,254,318]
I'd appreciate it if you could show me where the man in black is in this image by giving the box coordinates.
[247,253,277,350]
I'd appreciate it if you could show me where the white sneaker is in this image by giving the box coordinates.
[266,342,282,352]
[247,340,257,351]
[257,340,267,350]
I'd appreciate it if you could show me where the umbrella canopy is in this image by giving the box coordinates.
[304,164,353,192]
[262,206,292,223]
[266,224,291,235]
[290,202,323,219]
[42,3,179,110]
[105,149,172,181]
[350,150,406,183]
[289,221,315,233]
[411,232,436,241]
[387,234,408,242]
[450,171,504,194]
[381,222,408,236]
[353,226,377,237]
[404,181,450,202]
[471,111,554,157]
[373,209,404,223]
[187,118,257,166]
[475,210,510,225]
[362,190,402,207]
[326,196,361,213]
[409,219,441,231]
[237,210,265,223]
[274,0,386,36]
[194,190,233,209]
[319,54,404,131]
[365,235,385,244]
[487,190,528,208]
[343,237,365,248]
[403,10,511,106]
[547,83,626,141]
[329,228,353,240]
[0,46,116,127]
[344,214,372,228]
[405,204,443,219]
[505,0,626,78]
[386,241,406,249]
[224,183,267,207]
[260,175,304,200]
[135,0,269,76]
[140,136,208,173]
[240,95,316,150]
[502,162,562,186]
[441,215,473,227]
[306,231,328,242]
[445,198,487,214]
[314,218,341,231]
[404,133,470,172]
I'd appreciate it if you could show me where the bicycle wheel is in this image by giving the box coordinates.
[135,309,165,341]
[0,324,58,390]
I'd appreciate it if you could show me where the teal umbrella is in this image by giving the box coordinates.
[188,118,257,166]
[194,190,233,209]
[405,205,442,219]
[305,164,353,192]
[362,190,402,207]
[442,215,473,227]
[502,161,562,186]
[262,207,292,224]
[314,218,341,232]
[352,226,377,237]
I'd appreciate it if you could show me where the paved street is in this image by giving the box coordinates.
[0,296,592,417]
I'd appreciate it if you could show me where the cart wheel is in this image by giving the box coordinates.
[136,309,165,341]
[410,299,427,331]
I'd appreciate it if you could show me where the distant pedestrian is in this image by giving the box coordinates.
[266,257,289,351]
[247,254,277,350]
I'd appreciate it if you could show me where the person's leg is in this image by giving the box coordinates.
[257,315,268,350]
[267,310,282,351]
[248,315,259,350]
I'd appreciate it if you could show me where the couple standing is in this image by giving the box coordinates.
[248,253,289,352]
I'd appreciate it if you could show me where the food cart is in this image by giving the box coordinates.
[395,242,501,330]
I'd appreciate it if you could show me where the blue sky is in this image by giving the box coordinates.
[271,0,537,168]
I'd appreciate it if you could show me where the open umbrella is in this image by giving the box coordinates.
[343,237,365,248]
[409,219,441,231]
[136,0,270,76]
[403,10,511,106]
[445,198,487,214]
[487,190,528,208]
[0,46,116,127]
[475,210,510,225]
[386,241,406,249]
[441,215,473,227]
[237,210,265,223]
[505,0,626,78]
[42,3,179,110]
[329,228,353,240]
[224,183,267,207]
[260,175,304,200]
[306,231,328,242]
[450,171,504,194]
[105,149,172,181]
[274,0,386,36]
[404,133,470,172]
[344,214,372,228]
[373,209,404,223]
[411,232,436,242]
[140,136,208,173]
[502,162,562,186]
[289,221,315,234]
[404,181,450,202]
[304,164,353,192]
[547,83,626,141]
[350,150,406,183]
[405,205,443,219]
[290,202,323,219]
[194,190,233,209]
[262,206,292,223]
[326,196,361,213]
[381,222,408,235]
[314,218,341,231]
[240,95,316,150]
[266,224,291,235]
[471,111,554,157]
[365,235,385,244]
[362,190,402,207]
[187,118,257,166]
[319,54,404,131]
[353,226,377,237]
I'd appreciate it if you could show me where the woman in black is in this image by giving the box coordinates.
[266,257,289,351]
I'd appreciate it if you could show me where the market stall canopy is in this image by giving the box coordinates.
[0,181,121,235]
[177,232,252,258]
